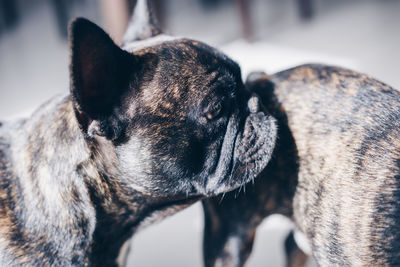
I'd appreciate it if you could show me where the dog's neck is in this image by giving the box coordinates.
[2,95,165,265]
[0,95,95,263]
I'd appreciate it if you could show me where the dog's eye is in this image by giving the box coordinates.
[205,102,222,120]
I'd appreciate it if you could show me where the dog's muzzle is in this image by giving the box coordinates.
[208,94,277,195]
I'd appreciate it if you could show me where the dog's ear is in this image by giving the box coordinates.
[122,0,162,45]
[69,18,138,138]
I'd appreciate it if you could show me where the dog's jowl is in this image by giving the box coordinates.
[0,1,277,266]
[202,66,400,267]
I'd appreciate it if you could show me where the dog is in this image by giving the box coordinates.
[0,0,278,265]
[202,65,400,266]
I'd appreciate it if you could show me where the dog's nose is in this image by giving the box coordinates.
[247,94,260,113]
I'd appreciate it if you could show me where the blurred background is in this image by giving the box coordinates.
[0,0,399,266]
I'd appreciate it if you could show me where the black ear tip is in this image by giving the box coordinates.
[69,17,90,25]
[68,17,105,43]
[69,18,88,45]
[69,17,91,33]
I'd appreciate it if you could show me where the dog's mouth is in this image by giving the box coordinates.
[230,111,277,188]
[203,109,277,196]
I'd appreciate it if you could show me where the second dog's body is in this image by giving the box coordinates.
[203,64,400,266]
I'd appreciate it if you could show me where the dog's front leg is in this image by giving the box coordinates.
[284,230,309,267]
[202,198,259,267]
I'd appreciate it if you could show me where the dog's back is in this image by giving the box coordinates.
[271,64,400,265]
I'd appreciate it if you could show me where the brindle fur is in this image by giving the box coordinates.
[202,65,400,266]
[0,1,277,265]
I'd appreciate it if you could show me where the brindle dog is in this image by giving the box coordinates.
[0,1,277,266]
[202,66,400,266]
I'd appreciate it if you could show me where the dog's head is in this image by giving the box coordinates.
[68,1,276,204]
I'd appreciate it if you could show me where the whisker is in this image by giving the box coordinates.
[218,192,226,204]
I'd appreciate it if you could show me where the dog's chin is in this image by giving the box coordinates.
[153,194,204,209]
[136,194,204,232]
[204,112,277,196]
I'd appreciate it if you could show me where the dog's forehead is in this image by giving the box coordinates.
[126,37,241,117]
[125,36,240,76]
